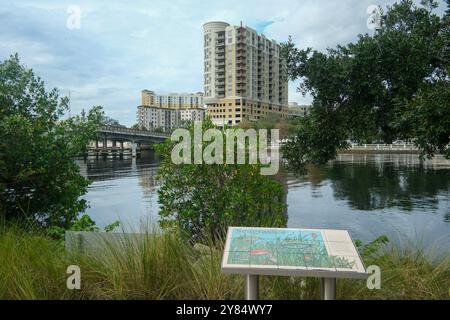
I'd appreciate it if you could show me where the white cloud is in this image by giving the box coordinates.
[130,28,151,38]
[0,0,446,125]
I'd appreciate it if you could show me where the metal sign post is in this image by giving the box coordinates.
[245,274,259,300]
[321,278,336,300]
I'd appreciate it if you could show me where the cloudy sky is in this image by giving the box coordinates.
[0,0,445,126]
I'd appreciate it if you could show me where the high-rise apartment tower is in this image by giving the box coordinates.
[203,21,288,126]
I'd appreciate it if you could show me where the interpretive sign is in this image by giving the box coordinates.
[222,227,367,279]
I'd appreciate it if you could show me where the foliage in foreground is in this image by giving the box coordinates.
[0,54,103,228]
[0,225,448,300]
[281,0,450,172]
[155,119,287,242]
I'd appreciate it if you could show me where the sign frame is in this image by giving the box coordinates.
[221,227,368,280]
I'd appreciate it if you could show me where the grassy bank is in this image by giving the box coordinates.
[0,225,448,300]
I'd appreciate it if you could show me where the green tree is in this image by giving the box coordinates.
[281,0,449,171]
[155,120,287,241]
[0,54,103,228]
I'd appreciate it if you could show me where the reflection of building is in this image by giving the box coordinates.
[203,21,288,126]
[288,102,311,118]
[141,90,204,109]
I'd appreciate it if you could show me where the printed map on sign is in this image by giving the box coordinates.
[222,227,367,277]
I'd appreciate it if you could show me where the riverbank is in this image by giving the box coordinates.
[0,226,448,300]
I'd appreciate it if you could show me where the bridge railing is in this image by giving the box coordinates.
[100,125,171,138]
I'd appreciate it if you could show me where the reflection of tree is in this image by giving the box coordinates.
[326,162,450,212]
[305,165,327,188]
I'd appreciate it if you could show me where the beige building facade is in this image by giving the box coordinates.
[203,21,288,126]
[138,90,206,130]
[141,90,204,110]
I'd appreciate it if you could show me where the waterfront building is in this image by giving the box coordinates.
[141,90,204,110]
[137,106,179,131]
[203,21,288,126]
[138,90,206,130]
[137,105,206,131]
[180,108,206,122]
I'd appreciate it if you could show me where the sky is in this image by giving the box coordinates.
[0,0,446,126]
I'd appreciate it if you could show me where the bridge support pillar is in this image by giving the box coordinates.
[95,140,99,149]
[131,142,137,158]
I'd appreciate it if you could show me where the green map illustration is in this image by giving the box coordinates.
[227,228,356,270]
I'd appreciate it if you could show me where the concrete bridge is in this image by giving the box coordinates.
[89,126,171,157]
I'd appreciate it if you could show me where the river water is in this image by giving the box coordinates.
[76,152,450,249]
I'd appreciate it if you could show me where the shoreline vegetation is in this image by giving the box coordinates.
[1,0,449,301]
[0,224,448,300]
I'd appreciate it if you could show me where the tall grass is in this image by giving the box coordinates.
[0,225,78,299]
[0,224,448,300]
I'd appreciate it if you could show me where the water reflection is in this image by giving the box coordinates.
[76,151,160,228]
[76,152,450,246]
[328,161,449,211]
[287,154,450,214]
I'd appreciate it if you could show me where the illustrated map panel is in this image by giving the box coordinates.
[222,227,367,277]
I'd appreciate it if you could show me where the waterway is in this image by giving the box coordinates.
[76,152,450,249]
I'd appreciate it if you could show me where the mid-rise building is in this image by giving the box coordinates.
[180,108,206,122]
[138,90,206,130]
[203,21,288,126]
[137,106,179,131]
[141,90,204,110]
[288,102,311,118]
[137,106,206,131]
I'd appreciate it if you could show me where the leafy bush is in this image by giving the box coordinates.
[155,119,287,242]
[0,54,103,228]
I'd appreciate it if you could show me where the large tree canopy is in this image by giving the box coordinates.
[0,54,102,227]
[281,0,449,171]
